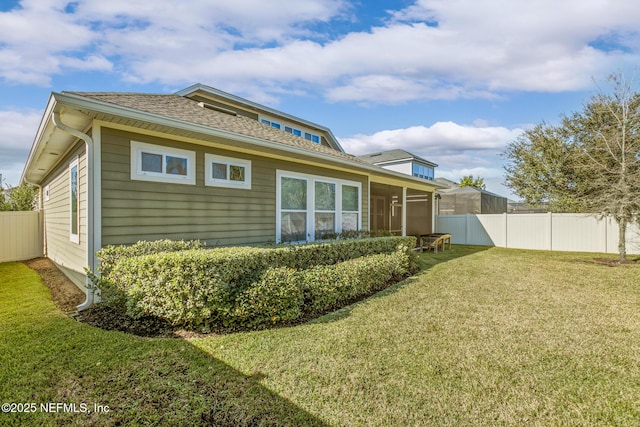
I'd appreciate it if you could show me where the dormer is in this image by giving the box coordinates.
[176,84,344,152]
[358,149,437,181]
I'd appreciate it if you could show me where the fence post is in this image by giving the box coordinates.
[504,212,508,248]
[604,216,608,254]
[548,212,553,251]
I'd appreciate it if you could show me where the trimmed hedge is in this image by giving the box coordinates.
[300,250,412,315]
[87,239,206,309]
[96,236,417,329]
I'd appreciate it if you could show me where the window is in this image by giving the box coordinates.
[260,116,320,144]
[315,181,336,239]
[412,163,434,181]
[69,159,79,243]
[205,154,252,189]
[341,185,360,231]
[280,176,308,242]
[131,141,195,185]
[276,171,361,243]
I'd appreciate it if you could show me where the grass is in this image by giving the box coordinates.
[1,246,640,425]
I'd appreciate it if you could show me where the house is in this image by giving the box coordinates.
[21,84,442,309]
[358,149,445,236]
[434,178,507,215]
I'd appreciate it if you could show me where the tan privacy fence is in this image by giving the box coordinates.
[436,213,640,254]
[0,211,44,262]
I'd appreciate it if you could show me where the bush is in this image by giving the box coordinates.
[96,236,417,329]
[87,239,205,310]
[300,249,413,314]
[231,267,303,329]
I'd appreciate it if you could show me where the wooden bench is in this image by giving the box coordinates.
[419,233,452,254]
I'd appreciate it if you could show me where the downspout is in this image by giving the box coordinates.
[52,112,96,311]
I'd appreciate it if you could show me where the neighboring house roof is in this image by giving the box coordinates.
[434,177,460,188]
[438,185,506,199]
[358,149,438,167]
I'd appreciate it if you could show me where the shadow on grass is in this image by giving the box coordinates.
[308,244,491,325]
[0,262,329,427]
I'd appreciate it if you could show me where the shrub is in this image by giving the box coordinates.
[300,249,413,314]
[268,236,417,270]
[231,267,303,329]
[87,239,205,310]
[96,236,417,329]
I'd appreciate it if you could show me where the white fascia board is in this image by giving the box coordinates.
[20,94,57,184]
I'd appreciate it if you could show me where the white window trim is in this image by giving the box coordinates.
[276,170,362,243]
[130,140,196,185]
[69,158,79,244]
[204,153,252,189]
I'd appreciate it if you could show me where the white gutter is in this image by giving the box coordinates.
[52,112,96,311]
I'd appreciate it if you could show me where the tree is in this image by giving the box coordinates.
[0,183,38,211]
[504,73,640,261]
[459,175,486,190]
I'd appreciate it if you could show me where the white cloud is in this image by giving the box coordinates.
[1,0,640,99]
[0,1,111,85]
[0,110,42,186]
[340,121,524,156]
[116,0,638,102]
[339,121,525,197]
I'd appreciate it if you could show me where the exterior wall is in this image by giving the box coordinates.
[41,142,88,291]
[436,213,640,254]
[0,211,43,262]
[380,162,412,176]
[100,127,369,246]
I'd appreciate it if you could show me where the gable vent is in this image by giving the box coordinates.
[197,102,238,116]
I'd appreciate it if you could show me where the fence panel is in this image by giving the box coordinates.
[551,214,606,253]
[435,215,468,244]
[0,211,43,262]
[472,215,505,246]
[435,213,640,254]
[506,214,550,250]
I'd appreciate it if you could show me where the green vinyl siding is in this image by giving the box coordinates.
[100,127,368,246]
[41,142,88,292]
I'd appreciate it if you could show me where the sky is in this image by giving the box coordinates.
[1,0,639,198]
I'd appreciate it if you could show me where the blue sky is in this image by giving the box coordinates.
[1,0,639,198]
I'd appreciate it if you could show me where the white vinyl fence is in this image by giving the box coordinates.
[436,213,640,254]
[0,211,44,262]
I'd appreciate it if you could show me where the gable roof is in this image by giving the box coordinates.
[22,88,443,191]
[358,149,438,167]
[67,92,356,159]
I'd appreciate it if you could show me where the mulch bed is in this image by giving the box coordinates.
[591,257,639,267]
[23,258,178,338]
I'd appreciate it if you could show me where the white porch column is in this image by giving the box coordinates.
[402,186,407,236]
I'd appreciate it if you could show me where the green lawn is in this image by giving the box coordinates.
[1,247,640,426]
